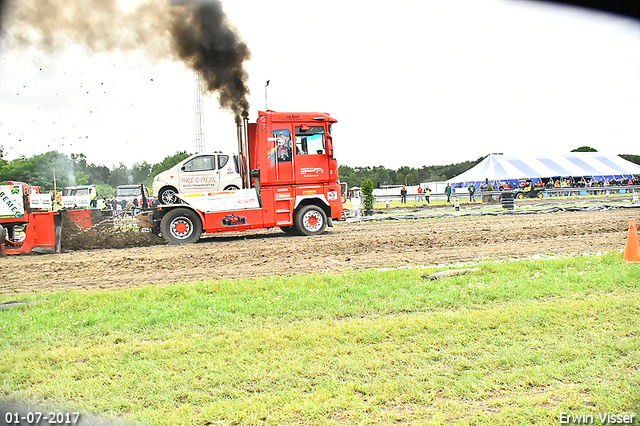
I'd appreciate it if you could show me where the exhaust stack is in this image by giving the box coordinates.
[236,118,251,189]
[236,122,245,189]
[243,117,250,189]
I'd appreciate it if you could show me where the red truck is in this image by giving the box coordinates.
[138,110,345,244]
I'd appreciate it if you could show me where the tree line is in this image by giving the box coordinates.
[0,145,487,197]
[338,157,487,189]
[339,150,640,189]
[0,146,190,198]
[1,145,638,197]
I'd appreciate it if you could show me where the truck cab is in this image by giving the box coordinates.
[115,185,149,207]
[152,152,242,204]
[246,112,338,187]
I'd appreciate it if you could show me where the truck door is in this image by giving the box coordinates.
[293,124,330,183]
[179,155,220,192]
[268,127,295,184]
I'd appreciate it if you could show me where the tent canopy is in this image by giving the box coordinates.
[448,153,640,187]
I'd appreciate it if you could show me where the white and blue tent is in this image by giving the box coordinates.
[448,153,640,188]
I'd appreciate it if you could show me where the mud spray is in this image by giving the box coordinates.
[60,213,165,251]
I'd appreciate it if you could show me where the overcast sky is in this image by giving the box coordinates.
[1,0,639,170]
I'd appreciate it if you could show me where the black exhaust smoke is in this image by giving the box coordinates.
[0,0,7,34]
[170,0,250,124]
[0,0,250,121]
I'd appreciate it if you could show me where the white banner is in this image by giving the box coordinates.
[0,185,25,219]
[30,193,53,210]
[62,195,91,208]
[178,189,260,213]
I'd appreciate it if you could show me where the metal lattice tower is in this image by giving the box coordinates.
[194,71,206,153]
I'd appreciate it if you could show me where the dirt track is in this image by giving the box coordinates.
[1,208,639,294]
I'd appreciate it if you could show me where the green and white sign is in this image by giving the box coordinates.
[0,185,25,219]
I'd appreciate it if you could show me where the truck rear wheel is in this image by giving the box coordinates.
[294,205,327,236]
[160,208,202,244]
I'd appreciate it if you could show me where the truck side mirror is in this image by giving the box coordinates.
[326,134,333,157]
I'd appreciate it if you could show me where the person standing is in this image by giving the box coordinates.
[400,186,407,204]
[424,186,431,204]
[468,184,476,202]
[445,183,452,203]
[417,185,423,202]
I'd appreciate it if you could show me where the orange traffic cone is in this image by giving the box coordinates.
[623,219,640,262]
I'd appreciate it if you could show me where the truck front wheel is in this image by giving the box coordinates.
[295,205,327,236]
[160,208,202,244]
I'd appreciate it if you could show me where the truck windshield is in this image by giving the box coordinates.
[295,126,325,155]
[62,188,89,196]
[116,188,141,197]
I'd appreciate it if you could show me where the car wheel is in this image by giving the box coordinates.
[537,192,544,199]
[160,208,202,244]
[516,193,524,199]
[224,185,240,191]
[158,187,179,205]
[294,205,327,236]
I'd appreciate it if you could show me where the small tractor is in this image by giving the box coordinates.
[514,180,545,199]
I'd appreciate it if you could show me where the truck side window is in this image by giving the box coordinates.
[184,155,216,172]
[271,129,292,162]
[295,126,325,155]
[218,155,229,169]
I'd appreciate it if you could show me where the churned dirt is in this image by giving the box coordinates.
[1,208,639,294]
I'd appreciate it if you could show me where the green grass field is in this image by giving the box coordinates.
[1,254,640,425]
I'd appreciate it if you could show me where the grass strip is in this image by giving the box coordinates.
[1,253,639,425]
